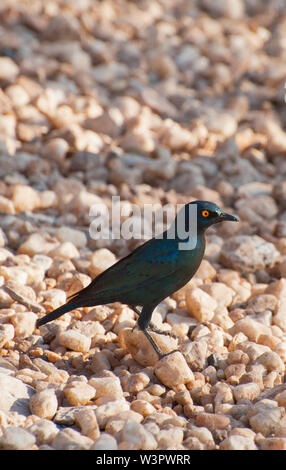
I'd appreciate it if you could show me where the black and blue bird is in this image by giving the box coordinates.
[36,200,238,358]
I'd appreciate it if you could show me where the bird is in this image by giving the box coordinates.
[36,200,238,358]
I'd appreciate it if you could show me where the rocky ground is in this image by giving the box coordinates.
[0,0,286,451]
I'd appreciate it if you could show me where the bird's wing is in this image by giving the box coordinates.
[70,237,179,303]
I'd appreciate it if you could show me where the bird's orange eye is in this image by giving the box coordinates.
[202,210,209,218]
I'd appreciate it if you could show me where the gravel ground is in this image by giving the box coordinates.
[0,0,286,450]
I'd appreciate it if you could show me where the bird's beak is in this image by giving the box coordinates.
[220,212,239,222]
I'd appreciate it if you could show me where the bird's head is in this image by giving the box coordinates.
[191,200,238,229]
[172,200,239,238]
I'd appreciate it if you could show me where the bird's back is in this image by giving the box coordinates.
[69,230,206,308]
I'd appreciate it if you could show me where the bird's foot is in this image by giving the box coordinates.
[157,348,182,359]
[148,322,178,339]
[139,327,181,359]
[132,322,178,340]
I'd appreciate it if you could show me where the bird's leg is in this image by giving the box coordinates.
[137,309,165,358]
[129,305,178,339]
[129,305,141,317]
[137,306,179,359]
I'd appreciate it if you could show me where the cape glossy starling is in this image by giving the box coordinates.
[37,200,238,358]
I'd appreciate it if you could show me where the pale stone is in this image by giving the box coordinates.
[212,307,234,330]
[88,248,116,277]
[181,340,208,371]
[220,435,257,450]
[91,433,118,450]
[71,320,105,339]
[239,341,271,362]
[0,373,34,416]
[41,138,69,164]
[266,279,286,298]
[220,235,279,272]
[105,409,143,435]
[12,184,40,212]
[55,226,87,248]
[183,436,205,450]
[10,311,37,337]
[274,342,286,362]
[91,62,128,84]
[20,263,45,284]
[64,382,95,406]
[227,350,249,365]
[273,307,286,331]
[0,57,19,80]
[248,401,285,436]
[255,351,284,373]
[118,419,157,450]
[166,313,196,336]
[64,273,91,298]
[121,372,150,394]
[88,376,123,400]
[185,287,217,322]
[233,383,260,402]
[95,399,130,429]
[19,233,59,256]
[0,195,15,214]
[105,411,143,435]
[204,112,237,137]
[4,279,37,302]
[0,324,14,347]
[154,351,194,389]
[201,282,235,307]
[29,389,58,419]
[69,191,104,215]
[49,242,80,259]
[0,288,14,307]
[90,351,111,372]
[224,363,246,380]
[259,437,286,450]
[195,413,230,431]
[52,428,93,450]
[74,408,100,440]
[141,87,177,116]
[33,176,59,201]
[0,426,35,450]
[27,419,59,446]
[229,318,271,342]
[248,294,277,313]
[229,428,256,439]
[249,408,285,436]
[119,327,178,367]
[41,289,66,311]
[202,0,245,18]
[157,426,184,448]
[160,120,197,151]
[187,425,216,450]
[193,259,217,281]
[0,266,28,284]
[275,390,286,409]
[130,399,156,417]
[114,96,141,121]
[57,328,90,352]
[6,84,30,106]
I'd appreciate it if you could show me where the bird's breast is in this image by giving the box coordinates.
[177,233,206,275]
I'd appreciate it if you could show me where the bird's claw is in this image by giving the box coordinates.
[132,321,178,339]
[157,348,181,359]
[148,322,178,339]
[131,324,182,359]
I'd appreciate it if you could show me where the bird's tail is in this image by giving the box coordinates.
[36,300,82,328]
